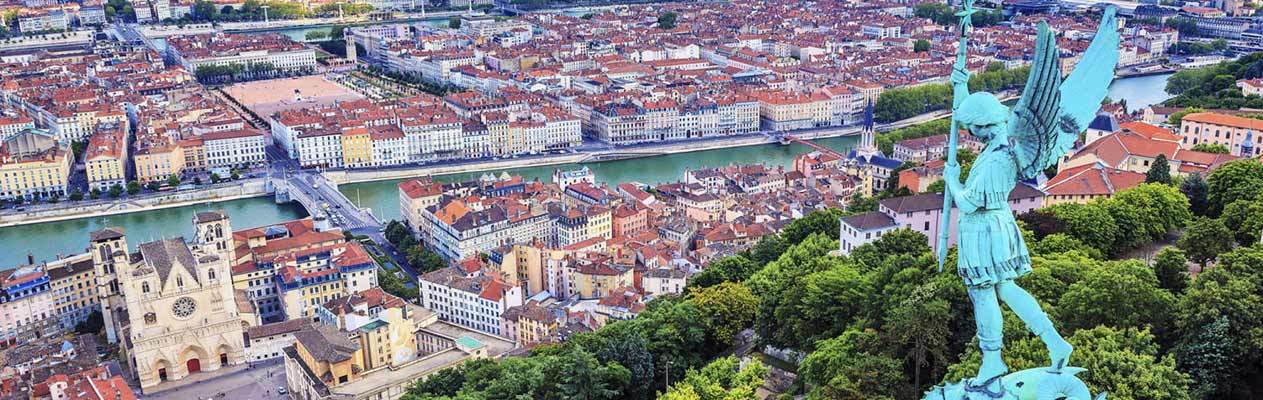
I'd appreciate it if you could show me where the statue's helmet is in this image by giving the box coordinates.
[957,92,1008,128]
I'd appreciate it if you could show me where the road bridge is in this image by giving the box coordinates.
[274,171,383,232]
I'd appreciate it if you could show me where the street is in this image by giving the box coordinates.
[140,359,289,400]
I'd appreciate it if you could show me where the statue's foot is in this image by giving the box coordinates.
[1045,334,1073,371]
[976,351,1008,383]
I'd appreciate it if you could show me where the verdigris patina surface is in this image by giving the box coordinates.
[928,1,1120,399]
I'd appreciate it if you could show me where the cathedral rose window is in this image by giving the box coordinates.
[173,297,198,319]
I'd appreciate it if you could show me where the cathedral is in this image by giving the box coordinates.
[90,210,247,392]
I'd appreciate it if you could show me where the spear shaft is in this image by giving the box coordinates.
[937,0,973,271]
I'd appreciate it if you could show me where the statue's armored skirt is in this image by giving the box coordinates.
[954,145,1032,288]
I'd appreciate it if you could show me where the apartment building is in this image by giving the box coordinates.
[166,33,317,78]
[0,114,35,140]
[46,254,98,331]
[203,129,267,169]
[1179,112,1263,157]
[0,264,55,348]
[85,123,129,192]
[0,130,72,200]
[418,267,523,336]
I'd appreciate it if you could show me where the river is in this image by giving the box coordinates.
[0,73,1173,267]
[1106,73,1173,111]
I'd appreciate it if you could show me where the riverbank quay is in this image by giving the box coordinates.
[0,179,269,228]
[329,122,875,185]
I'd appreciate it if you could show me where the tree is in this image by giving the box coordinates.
[89,188,101,200]
[210,173,221,183]
[406,245,446,273]
[1175,316,1236,399]
[748,234,867,351]
[74,310,104,334]
[167,174,181,187]
[1179,172,1210,216]
[193,0,218,21]
[68,189,83,201]
[779,207,844,243]
[1032,233,1104,259]
[914,39,930,52]
[384,220,412,245]
[1152,247,1189,294]
[686,282,758,347]
[1017,209,1064,240]
[193,177,202,185]
[146,181,161,191]
[1164,17,1199,35]
[1057,260,1177,341]
[1047,202,1118,256]
[584,331,656,400]
[1219,199,1263,245]
[1173,263,1263,398]
[1177,217,1233,264]
[1202,158,1263,214]
[657,11,677,29]
[687,255,757,290]
[126,181,141,195]
[660,356,767,400]
[800,329,908,400]
[108,184,123,198]
[1109,183,1192,243]
[883,282,952,391]
[306,30,328,41]
[230,171,241,180]
[448,16,461,29]
[1145,154,1172,184]
[1191,142,1231,154]
[561,347,630,400]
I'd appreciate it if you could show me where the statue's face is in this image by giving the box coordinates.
[968,122,1004,141]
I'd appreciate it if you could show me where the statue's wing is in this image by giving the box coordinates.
[1008,7,1119,180]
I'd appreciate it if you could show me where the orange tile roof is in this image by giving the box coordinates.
[1182,112,1263,130]
[1044,163,1144,197]
[1119,121,1179,142]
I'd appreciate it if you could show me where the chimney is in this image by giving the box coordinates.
[27,252,34,265]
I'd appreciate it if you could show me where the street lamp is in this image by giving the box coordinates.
[260,5,270,23]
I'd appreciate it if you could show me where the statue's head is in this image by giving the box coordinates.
[957,92,1008,141]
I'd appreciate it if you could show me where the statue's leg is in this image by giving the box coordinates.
[967,285,1007,384]
[996,280,1073,370]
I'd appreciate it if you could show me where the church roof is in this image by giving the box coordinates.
[195,210,227,224]
[89,227,124,242]
[138,238,199,286]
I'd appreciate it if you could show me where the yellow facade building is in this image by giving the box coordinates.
[571,259,634,300]
[0,130,72,200]
[46,253,99,330]
[340,128,372,168]
[134,142,184,183]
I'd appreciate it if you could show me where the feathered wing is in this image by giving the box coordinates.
[1008,7,1120,180]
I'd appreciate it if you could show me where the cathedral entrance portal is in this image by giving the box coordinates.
[187,359,201,373]
[158,368,167,381]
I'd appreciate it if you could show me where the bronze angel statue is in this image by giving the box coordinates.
[926,5,1120,400]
